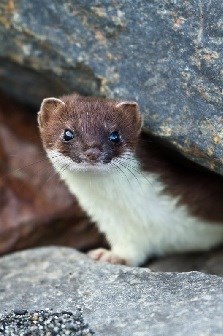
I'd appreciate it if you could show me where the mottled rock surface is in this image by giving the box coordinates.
[0,92,103,254]
[0,247,223,336]
[0,309,93,336]
[1,0,223,173]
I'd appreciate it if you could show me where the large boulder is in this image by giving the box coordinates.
[0,0,223,173]
[0,247,223,335]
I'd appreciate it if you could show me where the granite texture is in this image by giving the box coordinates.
[0,1,223,173]
[0,309,93,335]
[0,247,223,336]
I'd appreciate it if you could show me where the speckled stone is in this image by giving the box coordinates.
[0,309,93,336]
[1,0,223,173]
[0,247,223,336]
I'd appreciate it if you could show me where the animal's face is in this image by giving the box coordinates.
[38,95,142,172]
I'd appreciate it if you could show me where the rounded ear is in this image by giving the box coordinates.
[38,97,65,128]
[116,101,142,134]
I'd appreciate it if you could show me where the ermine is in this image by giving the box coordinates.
[38,94,223,266]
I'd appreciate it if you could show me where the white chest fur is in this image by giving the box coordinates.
[48,150,223,266]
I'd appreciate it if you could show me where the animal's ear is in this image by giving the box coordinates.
[38,98,65,128]
[116,101,143,133]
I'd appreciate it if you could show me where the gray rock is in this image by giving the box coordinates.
[147,245,223,276]
[1,0,223,173]
[0,247,223,336]
[0,309,93,336]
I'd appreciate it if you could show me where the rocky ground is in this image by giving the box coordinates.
[0,247,222,336]
[0,309,93,336]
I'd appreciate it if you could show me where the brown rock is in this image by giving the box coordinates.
[0,92,103,255]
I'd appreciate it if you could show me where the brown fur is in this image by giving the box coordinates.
[137,133,223,224]
[39,94,141,165]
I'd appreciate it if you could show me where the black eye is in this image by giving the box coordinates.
[63,129,74,142]
[108,131,121,144]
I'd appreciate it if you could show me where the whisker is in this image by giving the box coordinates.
[118,153,137,161]
[6,147,47,158]
[38,163,69,195]
[120,157,137,163]
[140,139,153,143]
[119,159,153,187]
[115,159,142,191]
[0,155,59,180]
[111,161,132,187]
[0,158,49,179]
[42,166,60,185]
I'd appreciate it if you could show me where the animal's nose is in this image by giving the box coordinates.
[84,147,101,161]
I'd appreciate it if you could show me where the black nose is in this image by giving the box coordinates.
[84,147,101,161]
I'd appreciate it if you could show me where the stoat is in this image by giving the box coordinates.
[38,94,223,266]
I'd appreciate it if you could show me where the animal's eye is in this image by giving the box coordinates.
[63,129,74,142]
[108,131,121,144]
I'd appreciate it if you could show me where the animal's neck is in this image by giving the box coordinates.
[59,159,160,204]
